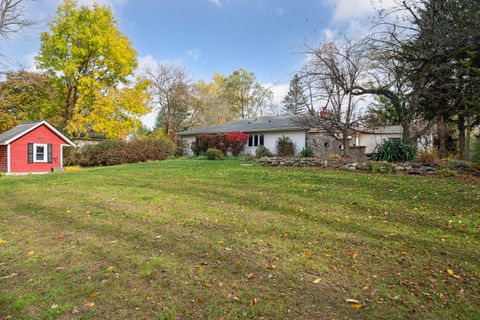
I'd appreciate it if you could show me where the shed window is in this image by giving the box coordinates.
[248,134,264,147]
[34,144,47,163]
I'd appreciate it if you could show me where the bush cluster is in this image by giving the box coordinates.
[276,136,296,157]
[206,148,224,160]
[65,138,175,167]
[372,139,416,162]
[299,146,315,157]
[255,145,273,158]
[191,132,248,157]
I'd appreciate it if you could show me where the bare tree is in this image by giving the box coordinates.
[143,64,191,133]
[0,0,34,39]
[299,39,368,156]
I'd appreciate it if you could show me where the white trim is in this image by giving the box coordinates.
[2,121,76,147]
[6,144,10,173]
[60,144,68,168]
[33,143,48,163]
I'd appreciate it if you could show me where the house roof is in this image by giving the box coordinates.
[0,120,76,146]
[178,115,309,136]
[355,125,403,134]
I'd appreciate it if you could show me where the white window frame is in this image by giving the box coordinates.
[33,143,48,163]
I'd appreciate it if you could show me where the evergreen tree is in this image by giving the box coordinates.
[282,74,307,115]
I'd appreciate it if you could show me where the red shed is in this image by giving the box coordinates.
[0,121,75,174]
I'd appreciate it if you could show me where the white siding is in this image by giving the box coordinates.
[245,130,306,156]
[356,133,402,153]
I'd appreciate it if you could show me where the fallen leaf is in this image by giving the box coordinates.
[0,239,7,244]
[447,269,454,276]
[266,264,276,270]
[107,266,115,272]
[302,250,311,258]
[27,250,35,256]
[90,291,98,297]
[246,272,254,279]
[313,278,321,284]
[361,285,370,291]
[347,252,358,258]
[51,304,58,309]
[84,302,95,308]
[351,303,363,309]
[232,296,240,302]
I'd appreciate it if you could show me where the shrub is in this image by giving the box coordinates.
[206,148,224,160]
[192,132,247,157]
[255,145,273,158]
[367,161,394,174]
[226,132,248,157]
[66,137,175,167]
[417,149,438,163]
[299,146,315,157]
[372,139,416,162]
[437,168,458,177]
[276,136,295,157]
[174,138,186,157]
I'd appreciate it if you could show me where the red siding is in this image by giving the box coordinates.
[0,145,7,172]
[9,124,68,173]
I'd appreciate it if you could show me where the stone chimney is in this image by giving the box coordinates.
[320,106,329,120]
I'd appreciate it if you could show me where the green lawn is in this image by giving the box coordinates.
[0,160,479,320]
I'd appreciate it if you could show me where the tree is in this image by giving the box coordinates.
[282,74,308,115]
[300,39,367,156]
[36,0,148,138]
[0,0,34,39]
[223,68,273,119]
[0,70,64,132]
[143,63,191,134]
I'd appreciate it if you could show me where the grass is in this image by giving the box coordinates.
[0,159,479,319]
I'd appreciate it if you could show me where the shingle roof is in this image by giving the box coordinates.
[0,121,44,145]
[356,125,403,134]
[178,115,309,136]
[0,121,75,146]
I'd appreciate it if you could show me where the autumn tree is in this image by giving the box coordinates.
[0,70,63,132]
[223,68,273,119]
[300,40,367,156]
[36,0,149,138]
[143,63,191,134]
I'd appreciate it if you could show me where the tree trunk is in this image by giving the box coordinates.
[342,134,348,157]
[457,114,465,160]
[465,113,471,160]
[401,121,411,142]
[438,117,447,158]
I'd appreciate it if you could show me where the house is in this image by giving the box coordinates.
[352,126,403,153]
[179,115,309,156]
[179,115,402,157]
[0,121,75,174]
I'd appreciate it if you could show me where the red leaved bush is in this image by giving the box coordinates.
[191,132,247,156]
[226,132,248,156]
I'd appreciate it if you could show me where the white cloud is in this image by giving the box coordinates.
[186,48,202,60]
[265,83,289,106]
[25,53,39,72]
[322,28,335,42]
[209,0,221,7]
[329,0,396,22]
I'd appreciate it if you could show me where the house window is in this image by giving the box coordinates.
[34,144,47,163]
[248,134,264,147]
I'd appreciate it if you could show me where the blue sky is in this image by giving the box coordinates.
[3,0,394,127]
